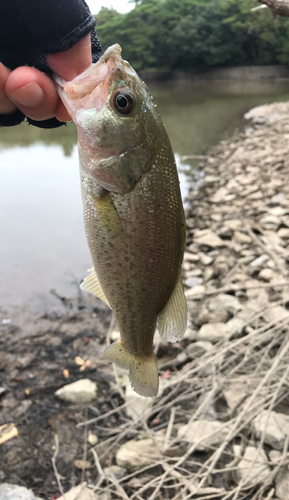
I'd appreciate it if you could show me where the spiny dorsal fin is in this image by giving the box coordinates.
[157,270,187,342]
[80,267,111,308]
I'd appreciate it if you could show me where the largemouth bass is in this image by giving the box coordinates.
[55,44,187,397]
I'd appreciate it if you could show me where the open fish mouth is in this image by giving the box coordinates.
[54,44,123,114]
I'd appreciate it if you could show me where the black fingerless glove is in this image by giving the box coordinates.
[0,0,103,128]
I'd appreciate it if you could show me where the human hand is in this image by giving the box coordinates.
[0,34,92,123]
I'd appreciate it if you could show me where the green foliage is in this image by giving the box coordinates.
[94,0,289,70]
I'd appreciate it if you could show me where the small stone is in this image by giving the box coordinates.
[277,228,289,239]
[203,266,215,282]
[74,459,91,469]
[185,277,203,287]
[197,323,230,341]
[183,251,199,262]
[253,410,289,450]
[110,330,121,341]
[226,317,245,335]
[103,465,127,481]
[177,419,231,451]
[275,466,289,500]
[223,381,247,410]
[0,387,6,397]
[263,306,289,323]
[185,285,205,299]
[250,254,270,267]
[194,231,224,248]
[199,253,214,265]
[87,433,98,446]
[55,379,97,404]
[272,193,285,205]
[0,484,43,500]
[57,484,96,500]
[208,294,242,315]
[187,341,213,356]
[185,268,203,277]
[233,445,270,487]
[125,384,153,421]
[233,231,251,244]
[210,187,228,203]
[258,268,275,281]
[116,438,161,472]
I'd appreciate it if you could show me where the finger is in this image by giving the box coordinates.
[0,62,17,114]
[46,34,92,81]
[4,66,67,121]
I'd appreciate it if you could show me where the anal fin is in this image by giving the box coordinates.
[81,267,111,308]
[157,270,187,342]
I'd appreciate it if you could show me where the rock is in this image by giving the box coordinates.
[185,268,203,277]
[250,254,270,267]
[74,459,92,469]
[187,341,213,356]
[103,465,127,481]
[57,484,96,500]
[233,445,270,487]
[275,466,289,500]
[0,484,43,500]
[185,277,203,288]
[55,379,97,404]
[252,410,289,450]
[183,251,200,262]
[0,387,5,397]
[199,253,214,266]
[177,419,231,451]
[110,330,121,341]
[185,285,205,299]
[210,187,228,203]
[87,433,98,446]
[272,193,285,205]
[226,317,245,336]
[223,381,247,409]
[208,294,242,315]
[197,323,230,341]
[277,228,289,239]
[263,306,289,323]
[116,438,161,472]
[233,231,252,244]
[194,231,224,248]
[125,384,153,421]
[258,268,275,281]
[203,266,215,282]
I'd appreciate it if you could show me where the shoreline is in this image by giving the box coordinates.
[1,101,289,498]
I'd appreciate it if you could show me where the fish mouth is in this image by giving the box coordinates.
[54,44,123,114]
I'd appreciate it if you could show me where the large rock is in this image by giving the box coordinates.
[177,419,231,451]
[0,484,43,500]
[116,438,162,472]
[55,379,97,404]
[252,410,289,450]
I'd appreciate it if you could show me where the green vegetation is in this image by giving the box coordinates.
[94,0,289,71]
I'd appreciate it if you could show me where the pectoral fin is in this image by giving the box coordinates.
[92,191,123,238]
[157,271,187,342]
[81,267,111,308]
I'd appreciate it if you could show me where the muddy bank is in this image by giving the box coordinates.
[1,101,289,499]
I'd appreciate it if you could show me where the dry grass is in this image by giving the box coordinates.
[73,295,289,500]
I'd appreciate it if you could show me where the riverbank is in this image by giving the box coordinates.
[1,101,289,499]
[140,64,289,83]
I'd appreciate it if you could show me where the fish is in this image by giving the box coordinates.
[55,44,187,397]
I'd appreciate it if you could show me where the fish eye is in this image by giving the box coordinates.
[113,90,134,114]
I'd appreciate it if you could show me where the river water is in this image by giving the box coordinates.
[1,80,289,312]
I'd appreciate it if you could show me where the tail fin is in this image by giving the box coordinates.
[102,340,159,397]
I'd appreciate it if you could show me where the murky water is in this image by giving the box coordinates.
[1,80,289,311]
